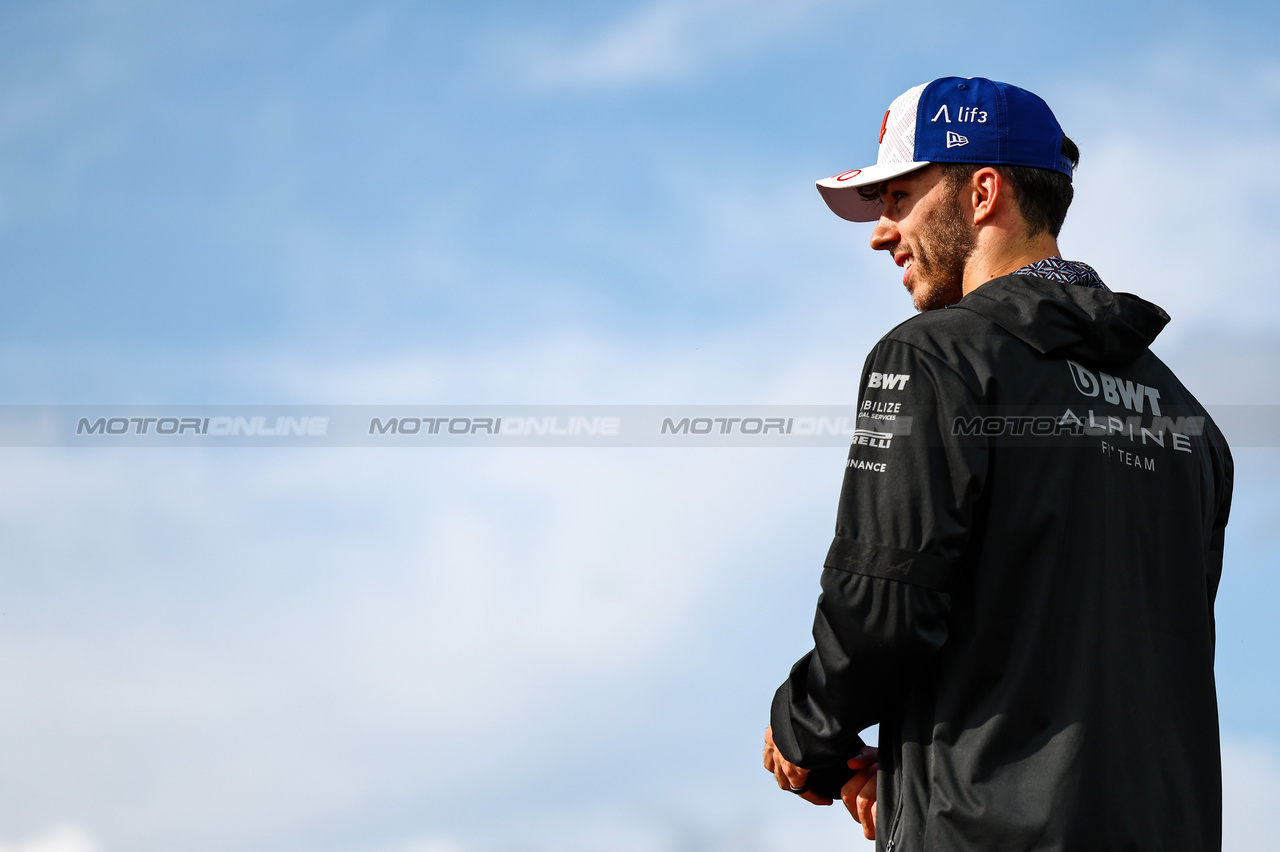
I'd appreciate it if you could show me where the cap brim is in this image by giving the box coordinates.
[815,161,929,222]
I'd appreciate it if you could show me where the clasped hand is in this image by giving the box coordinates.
[762,726,879,840]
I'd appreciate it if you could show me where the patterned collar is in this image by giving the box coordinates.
[1013,256,1109,290]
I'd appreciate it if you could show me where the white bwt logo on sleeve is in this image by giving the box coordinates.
[868,372,911,390]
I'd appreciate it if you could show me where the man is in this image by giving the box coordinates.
[762,77,1234,851]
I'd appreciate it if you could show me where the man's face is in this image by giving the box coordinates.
[869,165,975,312]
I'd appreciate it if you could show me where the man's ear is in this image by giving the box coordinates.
[970,167,1003,225]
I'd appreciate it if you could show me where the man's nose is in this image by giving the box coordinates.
[869,218,898,252]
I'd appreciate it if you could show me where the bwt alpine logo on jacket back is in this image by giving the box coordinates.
[1067,360,1162,415]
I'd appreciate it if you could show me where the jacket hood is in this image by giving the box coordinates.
[954,274,1170,364]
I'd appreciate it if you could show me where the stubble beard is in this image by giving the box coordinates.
[910,186,976,313]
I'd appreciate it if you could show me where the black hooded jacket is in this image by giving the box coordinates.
[771,274,1234,851]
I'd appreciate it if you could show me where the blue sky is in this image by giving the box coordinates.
[1,2,1279,851]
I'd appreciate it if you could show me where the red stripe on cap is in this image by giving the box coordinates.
[879,110,890,144]
[834,169,862,181]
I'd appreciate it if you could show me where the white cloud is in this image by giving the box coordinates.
[0,441,842,849]
[1053,50,1280,338]
[0,827,99,852]
[181,156,901,407]
[369,840,465,852]
[508,0,839,90]
[357,791,876,852]
[1222,737,1280,852]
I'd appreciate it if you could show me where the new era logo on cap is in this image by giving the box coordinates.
[814,76,1073,222]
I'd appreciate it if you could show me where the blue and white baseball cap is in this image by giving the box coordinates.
[817,77,1073,222]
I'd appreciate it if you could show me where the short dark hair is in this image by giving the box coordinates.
[858,135,1080,238]
[939,135,1079,238]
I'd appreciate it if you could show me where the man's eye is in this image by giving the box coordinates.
[892,191,908,202]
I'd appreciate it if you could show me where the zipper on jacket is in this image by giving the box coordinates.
[883,774,905,852]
